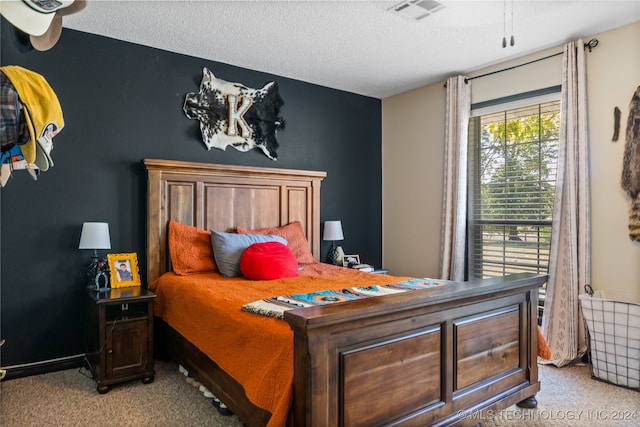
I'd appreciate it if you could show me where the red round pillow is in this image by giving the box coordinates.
[240,241,299,280]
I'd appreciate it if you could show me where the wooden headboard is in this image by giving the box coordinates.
[144,159,326,284]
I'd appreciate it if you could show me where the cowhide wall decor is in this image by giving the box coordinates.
[183,67,285,160]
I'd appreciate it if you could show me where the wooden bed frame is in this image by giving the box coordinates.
[144,158,546,427]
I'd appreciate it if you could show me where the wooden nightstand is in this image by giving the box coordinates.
[85,287,156,393]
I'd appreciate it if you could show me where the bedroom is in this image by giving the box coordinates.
[1,0,639,425]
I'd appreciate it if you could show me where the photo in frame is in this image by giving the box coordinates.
[342,254,360,267]
[107,253,141,288]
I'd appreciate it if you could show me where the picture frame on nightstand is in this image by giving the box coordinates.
[342,254,360,267]
[107,252,140,288]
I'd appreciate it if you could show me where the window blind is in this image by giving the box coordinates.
[467,99,560,280]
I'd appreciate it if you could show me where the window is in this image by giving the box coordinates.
[467,96,560,285]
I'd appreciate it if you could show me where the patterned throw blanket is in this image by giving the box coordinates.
[242,278,455,319]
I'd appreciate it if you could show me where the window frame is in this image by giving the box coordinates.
[466,87,561,281]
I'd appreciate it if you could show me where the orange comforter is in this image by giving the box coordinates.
[150,263,412,427]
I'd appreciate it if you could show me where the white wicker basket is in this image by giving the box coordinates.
[579,291,640,390]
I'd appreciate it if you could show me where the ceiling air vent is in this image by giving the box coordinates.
[388,0,445,21]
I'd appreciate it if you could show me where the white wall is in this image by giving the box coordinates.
[382,22,640,294]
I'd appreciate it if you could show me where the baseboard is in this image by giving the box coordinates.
[1,354,85,380]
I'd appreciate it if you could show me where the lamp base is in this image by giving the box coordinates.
[85,256,110,291]
[326,244,344,266]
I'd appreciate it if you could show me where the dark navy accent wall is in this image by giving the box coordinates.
[0,23,382,367]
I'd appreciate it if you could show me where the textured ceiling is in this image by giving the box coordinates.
[63,0,640,98]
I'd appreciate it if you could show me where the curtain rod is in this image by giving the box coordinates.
[444,38,599,87]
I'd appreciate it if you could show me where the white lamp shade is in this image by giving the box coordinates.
[323,220,344,241]
[78,222,111,250]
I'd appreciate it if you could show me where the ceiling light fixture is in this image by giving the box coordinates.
[503,0,515,48]
[388,0,445,21]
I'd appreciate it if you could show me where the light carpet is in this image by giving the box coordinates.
[0,360,637,426]
[478,362,639,427]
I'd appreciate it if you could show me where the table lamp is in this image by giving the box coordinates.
[323,220,344,265]
[79,222,111,290]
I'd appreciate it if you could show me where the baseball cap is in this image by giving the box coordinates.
[2,1,87,52]
[0,0,75,37]
[0,66,64,171]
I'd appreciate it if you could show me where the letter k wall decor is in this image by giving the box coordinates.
[183,67,285,160]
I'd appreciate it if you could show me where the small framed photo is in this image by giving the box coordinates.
[107,253,141,288]
[343,254,360,267]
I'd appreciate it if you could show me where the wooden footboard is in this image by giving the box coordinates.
[285,273,546,427]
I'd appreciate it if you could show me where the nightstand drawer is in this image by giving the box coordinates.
[105,302,148,321]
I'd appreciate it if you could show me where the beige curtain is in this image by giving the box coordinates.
[541,39,590,367]
[440,76,470,281]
